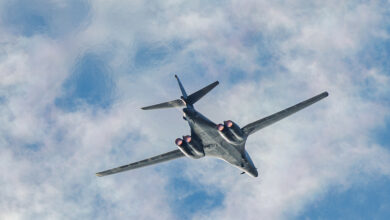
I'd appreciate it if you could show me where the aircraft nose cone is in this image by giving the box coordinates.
[251,169,258,177]
[246,168,258,177]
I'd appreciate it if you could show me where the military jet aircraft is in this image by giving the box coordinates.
[96,75,328,177]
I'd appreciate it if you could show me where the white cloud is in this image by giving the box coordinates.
[0,0,389,219]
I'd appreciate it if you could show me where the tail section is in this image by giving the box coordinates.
[141,75,219,110]
[141,99,186,110]
[186,81,219,105]
[175,75,188,99]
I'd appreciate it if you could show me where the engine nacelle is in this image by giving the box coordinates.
[175,136,204,159]
[183,135,205,156]
[216,120,245,144]
[224,120,244,140]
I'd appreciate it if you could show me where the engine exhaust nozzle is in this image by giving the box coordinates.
[183,135,192,143]
[175,138,183,146]
[224,120,233,128]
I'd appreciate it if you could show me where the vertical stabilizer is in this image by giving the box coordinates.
[141,75,219,110]
[175,75,188,99]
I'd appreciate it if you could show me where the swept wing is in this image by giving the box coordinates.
[242,92,328,136]
[96,149,184,177]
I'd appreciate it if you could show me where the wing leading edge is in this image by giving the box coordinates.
[96,149,184,177]
[242,91,328,136]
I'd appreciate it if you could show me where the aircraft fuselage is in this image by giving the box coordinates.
[96,75,327,178]
[183,107,258,177]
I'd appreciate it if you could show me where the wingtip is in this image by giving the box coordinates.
[323,91,329,97]
[174,74,178,78]
[96,173,103,177]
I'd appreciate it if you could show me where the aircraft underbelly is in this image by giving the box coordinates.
[190,115,242,160]
[203,141,244,165]
[188,110,257,175]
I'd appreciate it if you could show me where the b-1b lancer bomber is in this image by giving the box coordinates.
[96,75,328,177]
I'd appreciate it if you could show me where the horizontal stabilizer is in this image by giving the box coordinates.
[141,76,219,110]
[187,81,219,105]
[141,99,186,110]
[242,92,328,136]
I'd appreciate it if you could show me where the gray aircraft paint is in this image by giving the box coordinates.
[96,76,328,178]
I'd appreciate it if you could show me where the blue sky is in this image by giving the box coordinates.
[0,1,390,219]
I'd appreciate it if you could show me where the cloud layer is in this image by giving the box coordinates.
[0,0,389,219]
